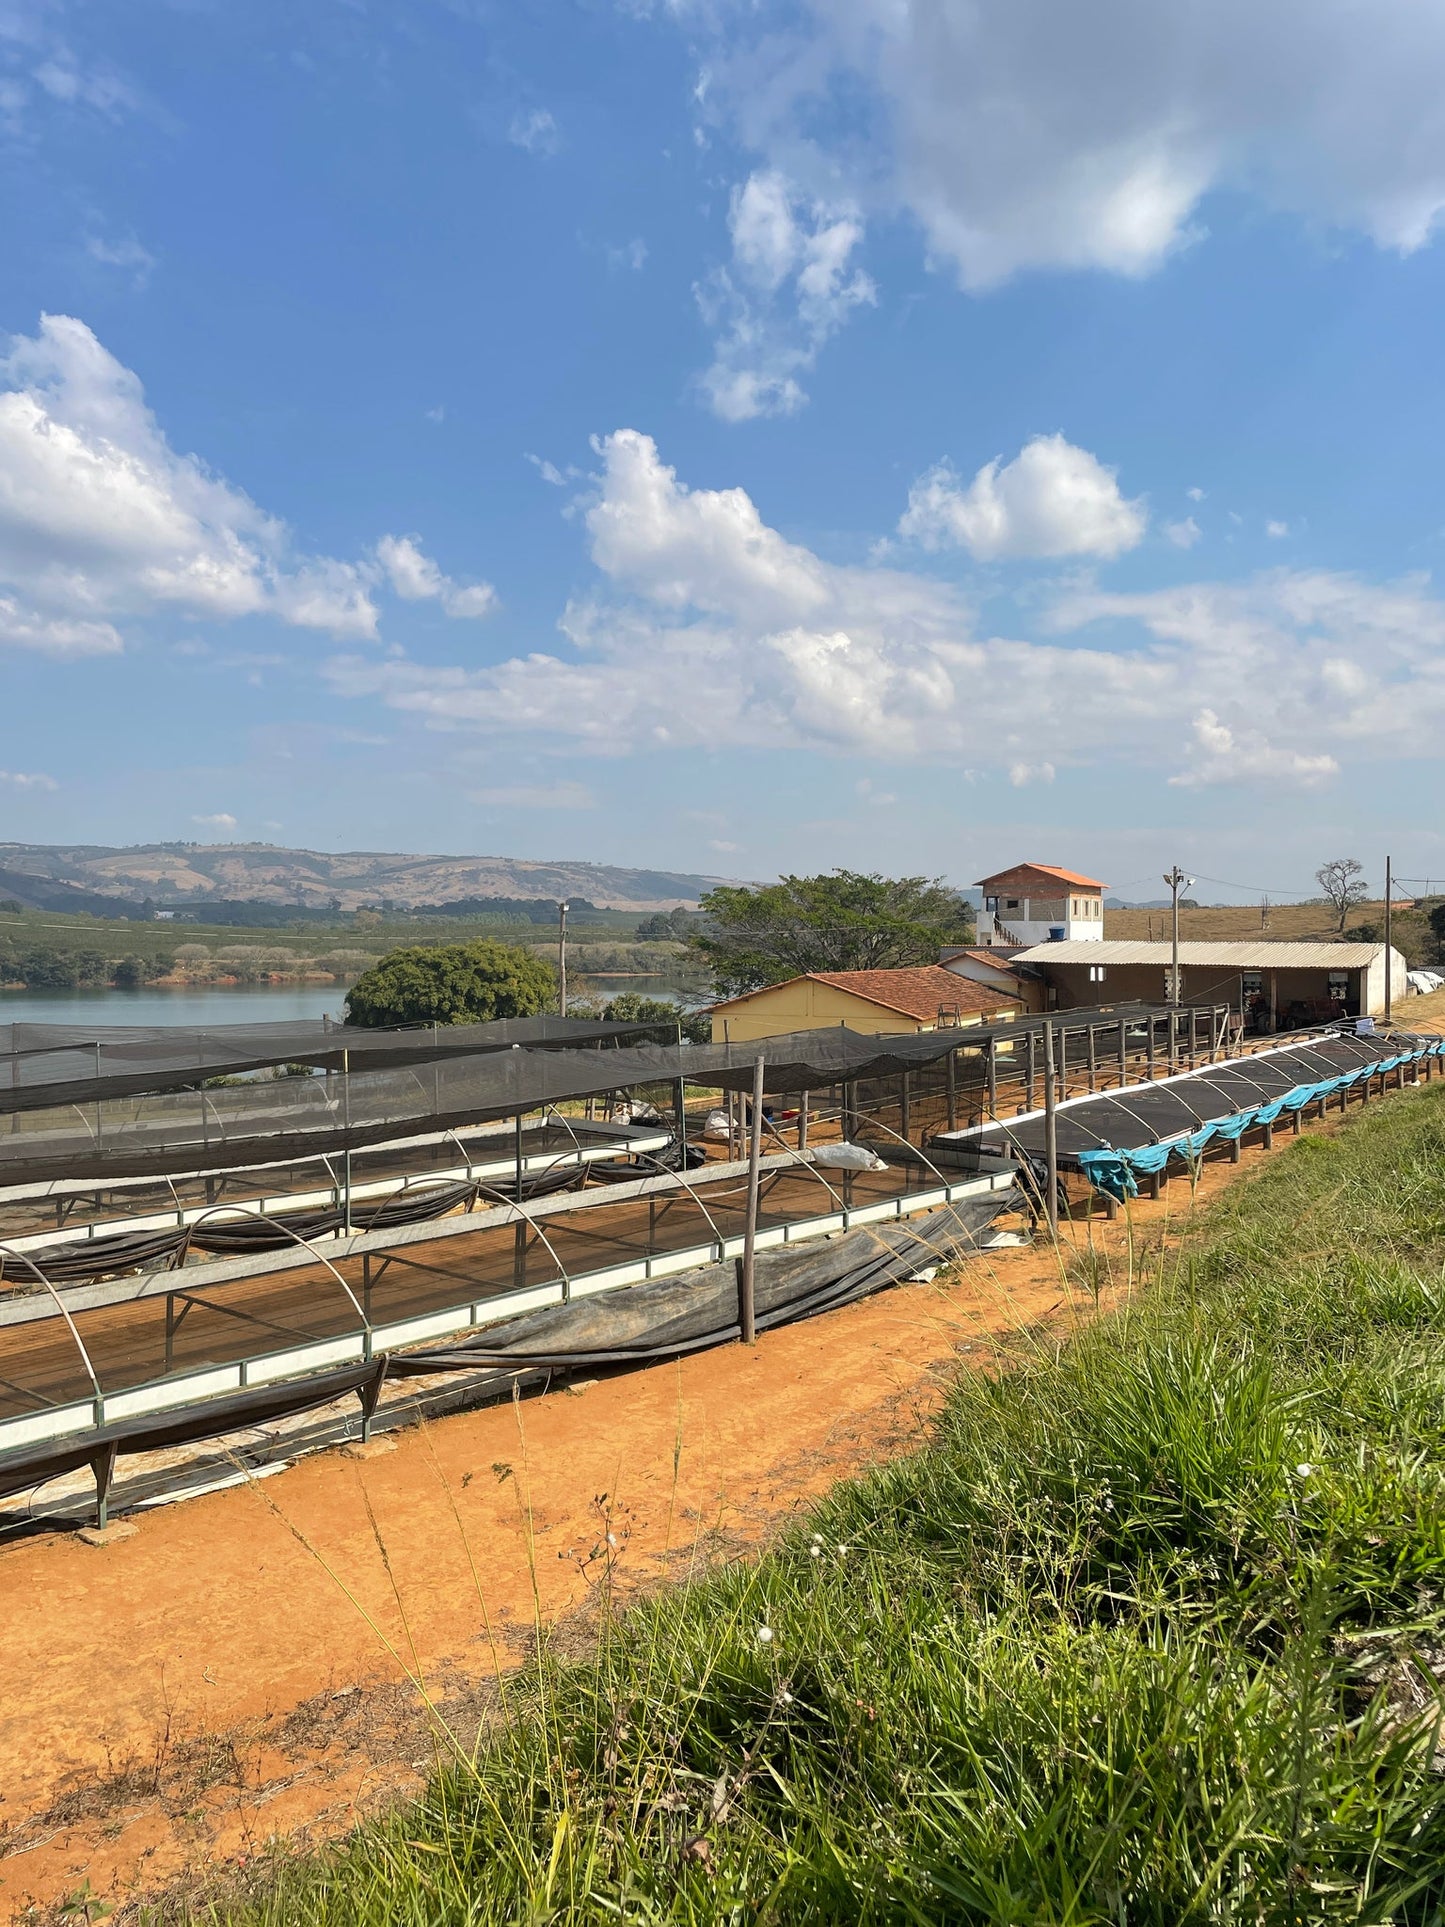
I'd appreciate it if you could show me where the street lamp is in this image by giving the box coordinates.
[557,900,569,1017]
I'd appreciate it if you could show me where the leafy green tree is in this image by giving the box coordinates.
[634,908,695,942]
[111,955,145,989]
[344,940,555,1027]
[600,991,711,1044]
[692,870,975,997]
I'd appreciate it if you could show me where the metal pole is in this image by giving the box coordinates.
[558,900,569,1017]
[1383,856,1393,1021]
[1042,1018,1059,1237]
[341,1046,352,1235]
[675,1074,687,1166]
[738,1055,765,1344]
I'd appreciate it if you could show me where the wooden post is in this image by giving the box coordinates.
[799,1089,809,1150]
[1118,1019,1128,1088]
[1026,1030,1037,1111]
[738,1055,765,1345]
[1086,1023,1097,1094]
[946,1051,957,1131]
[675,1075,687,1166]
[987,1037,998,1117]
[1042,1019,1059,1236]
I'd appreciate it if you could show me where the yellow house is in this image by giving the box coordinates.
[710,966,1021,1044]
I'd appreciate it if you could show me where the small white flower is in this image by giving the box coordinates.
[809,1545,821,1558]
[781,1689,794,1703]
[606,1532,619,1548]
[811,1532,823,1544]
[757,1625,774,1644]
[838,1545,850,1557]
[1295,1463,1314,1479]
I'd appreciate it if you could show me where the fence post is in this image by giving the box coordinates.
[738,1055,765,1345]
[1042,1019,1059,1237]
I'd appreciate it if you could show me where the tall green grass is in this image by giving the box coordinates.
[207,1087,1445,1924]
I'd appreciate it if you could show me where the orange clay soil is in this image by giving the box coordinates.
[0,1089,1431,1924]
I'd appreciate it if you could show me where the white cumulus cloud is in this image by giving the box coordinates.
[0,314,382,653]
[698,171,876,420]
[692,0,1445,290]
[375,534,497,619]
[327,429,1445,793]
[1164,516,1202,549]
[192,811,237,830]
[0,769,58,790]
[899,435,1146,560]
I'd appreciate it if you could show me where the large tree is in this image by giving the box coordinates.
[344,939,555,1027]
[1315,857,1369,933]
[692,870,974,998]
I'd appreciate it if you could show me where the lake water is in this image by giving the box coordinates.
[0,983,351,1028]
[0,973,710,1030]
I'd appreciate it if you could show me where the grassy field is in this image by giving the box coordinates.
[186,1076,1445,1923]
[1107,896,1438,948]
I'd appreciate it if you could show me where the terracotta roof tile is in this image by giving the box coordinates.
[974,862,1106,890]
[805,966,1018,1021]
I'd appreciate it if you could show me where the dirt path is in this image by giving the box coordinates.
[1,1040,1442,1922]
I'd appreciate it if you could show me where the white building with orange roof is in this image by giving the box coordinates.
[974,862,1106,949]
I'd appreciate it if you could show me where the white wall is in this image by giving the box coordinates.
[1365,947,1410,1014]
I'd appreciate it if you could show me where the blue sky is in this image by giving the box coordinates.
[3,0,1445,904]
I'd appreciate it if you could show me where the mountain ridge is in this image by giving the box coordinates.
[0,842,735,913]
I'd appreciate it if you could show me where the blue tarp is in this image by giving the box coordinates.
[1076,1038,1445,1201]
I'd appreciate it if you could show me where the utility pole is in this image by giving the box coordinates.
[1163,866,1194,1012]
[557,900,569,1017]
[1383,857,1392,1022]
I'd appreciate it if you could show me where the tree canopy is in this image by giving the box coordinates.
[344,939,555,1027]
[692,870,974,998]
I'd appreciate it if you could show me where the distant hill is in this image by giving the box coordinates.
[0,842,735,913]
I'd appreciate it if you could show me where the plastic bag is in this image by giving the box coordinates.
[810,1142,888,1172]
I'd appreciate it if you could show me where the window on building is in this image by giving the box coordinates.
[1088,964,1106,983]
[1005,898,1020,910]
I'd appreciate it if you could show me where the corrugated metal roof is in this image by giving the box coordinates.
[1014,939,1389,967]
